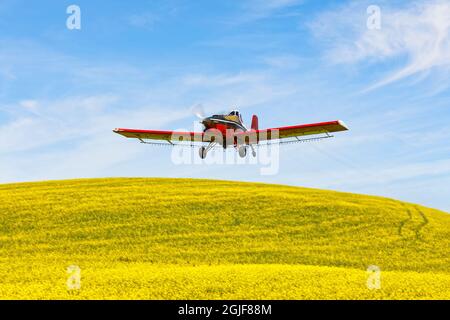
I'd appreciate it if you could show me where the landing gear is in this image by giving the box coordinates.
[200,143,256,159]
[237,145,256,158]
[199,146,207,159]
[199,142,216,159]
[250,145,256,157]
[238,146,247,158]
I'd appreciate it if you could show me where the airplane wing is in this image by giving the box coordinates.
[113,128,205,142]
[235,120,349,142]
[114,120,348,144]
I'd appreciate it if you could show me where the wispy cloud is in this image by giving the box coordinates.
[247,0,302,12]
[0,93,188,181]
[232,0,304,23]
[0,39,301,181]
[128,13,159,29]
[261,54,304,69]
[310,0,450,91]
[179,71,300,114]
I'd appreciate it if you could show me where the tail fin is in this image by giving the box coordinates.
[251,115,258,130]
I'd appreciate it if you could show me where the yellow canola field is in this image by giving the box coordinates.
[1,263,450,300]
[0,178,449,299]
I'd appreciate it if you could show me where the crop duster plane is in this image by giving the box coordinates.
[113,110,349,159]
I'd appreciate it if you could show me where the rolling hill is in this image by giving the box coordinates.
[0,178,449,299]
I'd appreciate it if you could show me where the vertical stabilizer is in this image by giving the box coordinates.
[251,115,259,130]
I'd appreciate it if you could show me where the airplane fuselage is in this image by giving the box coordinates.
[202,114,248,148]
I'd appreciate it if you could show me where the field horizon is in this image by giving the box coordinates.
[0,177,449,299]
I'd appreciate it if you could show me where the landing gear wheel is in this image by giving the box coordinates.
[199,146,207,159]
[238,146,247,158]
[252,150,257,157]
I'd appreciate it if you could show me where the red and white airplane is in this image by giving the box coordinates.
[114,110,349,159]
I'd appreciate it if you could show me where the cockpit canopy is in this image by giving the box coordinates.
[229,110,243,123]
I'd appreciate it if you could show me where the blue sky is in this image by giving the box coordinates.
[0,0,449,212]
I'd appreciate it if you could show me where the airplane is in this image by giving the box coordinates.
[113,110,349,159]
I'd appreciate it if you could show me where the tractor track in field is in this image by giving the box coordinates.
[398,205,429,241]
[414,207,429,240]
[398,206,413,238]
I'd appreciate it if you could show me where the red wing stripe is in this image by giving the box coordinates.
[266,120,348,132]
[114,128,200,136]
[113,128,205,142]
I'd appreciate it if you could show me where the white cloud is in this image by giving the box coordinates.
[310,0,450,90]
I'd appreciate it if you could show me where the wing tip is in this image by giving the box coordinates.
[337,120,349,131]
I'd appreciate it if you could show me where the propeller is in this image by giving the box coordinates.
[191,103,206,120]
